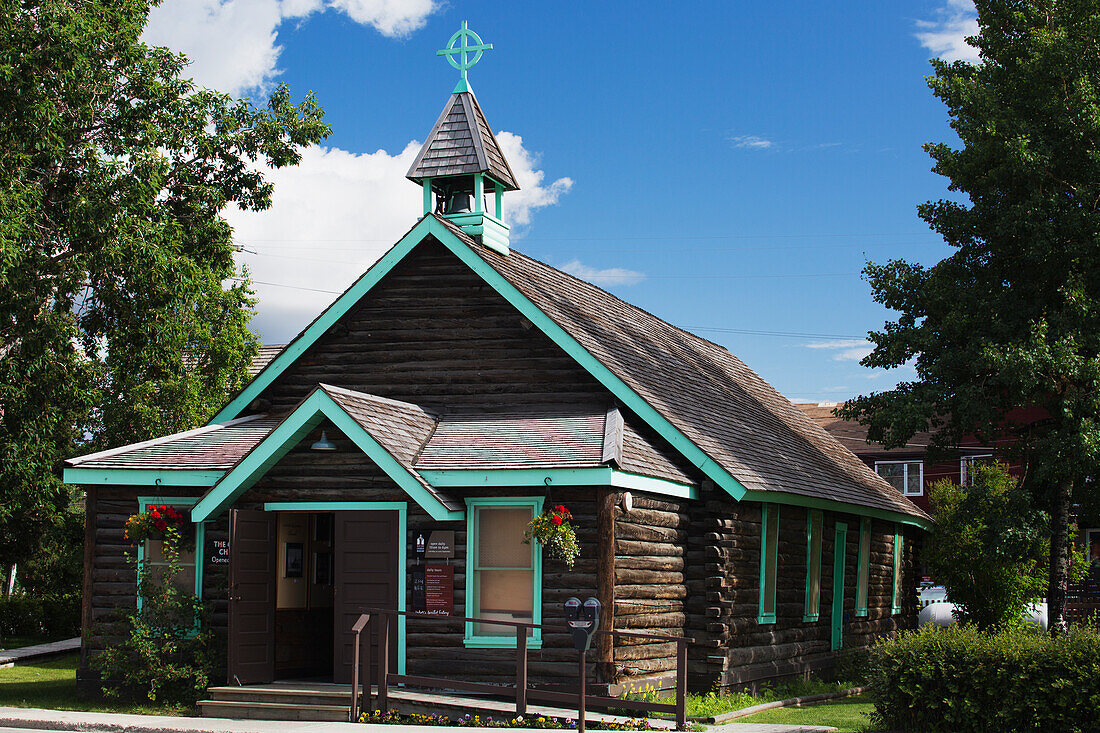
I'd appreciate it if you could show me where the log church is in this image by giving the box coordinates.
[65,22,929,701]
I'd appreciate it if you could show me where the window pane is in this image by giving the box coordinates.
[857,520,871,608]
[761,507,779,616]
[905,463,922,495]
[876,464,905,492]
[478,507,533,568]
[893,533,903,606]
[474,569,533,636]
[807,513,822,616]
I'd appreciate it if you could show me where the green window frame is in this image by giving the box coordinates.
[135,496,205,611]
[803,510,823,622]
[855,517,871,617]
[757,503,779,624]
[891,524,903,614]
[464,496,543,648]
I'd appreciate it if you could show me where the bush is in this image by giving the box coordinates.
[867,624,1100,732]
[0,594,81,640]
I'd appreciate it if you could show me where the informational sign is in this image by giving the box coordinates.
[425,564,454,616]
[412,566,426,612]
[208,538,230,566]
[425,530,455,559]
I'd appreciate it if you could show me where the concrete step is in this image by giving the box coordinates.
[206,684,351,707]
[198,699,351,722]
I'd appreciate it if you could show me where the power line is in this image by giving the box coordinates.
[687,326,865,340]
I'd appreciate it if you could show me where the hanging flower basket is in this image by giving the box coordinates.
[524,504,579,568]
[124,504,194,552]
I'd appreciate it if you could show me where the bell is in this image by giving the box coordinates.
[444,191,472,214]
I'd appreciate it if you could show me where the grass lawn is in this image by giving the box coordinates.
[730,694,876,733]
[0,653,193,716]
[680,679,858,719]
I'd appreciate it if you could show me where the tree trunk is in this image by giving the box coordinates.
[1047,477,1073,636]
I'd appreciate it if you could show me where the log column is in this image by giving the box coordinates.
[596,488,616,683]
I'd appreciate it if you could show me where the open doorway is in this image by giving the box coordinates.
[274,512,335,679]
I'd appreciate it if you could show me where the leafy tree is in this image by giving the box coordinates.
[839,0,1100,633]
[0,0,328,573]
[927,463,1050,630]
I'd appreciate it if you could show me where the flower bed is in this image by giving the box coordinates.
[357,709,662,730]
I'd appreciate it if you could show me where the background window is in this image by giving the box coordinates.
[891,525,903,614]
[856,517,871,616]
[758,504,779,624]
[804,510,822,622]
[465,498,543,647]
[960,454,994,485]
[875,461,923,496]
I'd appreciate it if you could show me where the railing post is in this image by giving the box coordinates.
[675,638,687,729]
[377,612,390,712]
[578,650,587,733]
[515,626,527,716]
[349,613,370,723]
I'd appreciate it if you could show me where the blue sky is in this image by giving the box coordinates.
[143,0,980,404]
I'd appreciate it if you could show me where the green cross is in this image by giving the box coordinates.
[436,21,492,93]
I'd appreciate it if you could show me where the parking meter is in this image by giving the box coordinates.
[565,596,601,652]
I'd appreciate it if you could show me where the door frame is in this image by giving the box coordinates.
[831,521,848,651]
[263,501,407,676]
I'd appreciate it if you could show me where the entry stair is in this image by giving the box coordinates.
[199,682,677,726]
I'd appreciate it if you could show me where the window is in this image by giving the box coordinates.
[136,496,204,609]
[855,517,871,616]
[891,525,903,614]
[875,461,923,496]
[758,503,779,624]
[803,510,823,622]
[464,497,543,648]
[960,454,994,485]
[1085,528,1100,568]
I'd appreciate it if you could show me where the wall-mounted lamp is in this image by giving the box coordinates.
[310,431,337,451]
[620,491,633,513]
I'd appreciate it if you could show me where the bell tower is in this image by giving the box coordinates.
[406,22,519,255]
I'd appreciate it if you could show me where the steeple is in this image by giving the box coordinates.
[406,22,518,255]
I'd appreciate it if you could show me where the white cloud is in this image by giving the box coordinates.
[560,260,645,288]
[916,0,981,63]
[143,0,438,96]
[729,134,774,150]
[229,134,574,342]
[805,339,873,362]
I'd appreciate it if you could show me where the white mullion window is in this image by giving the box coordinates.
[960,454,994,485]
[875,460,924,496]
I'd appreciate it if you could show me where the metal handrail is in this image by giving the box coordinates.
[348,607,693,728]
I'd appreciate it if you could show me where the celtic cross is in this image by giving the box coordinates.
[436,21,492,93]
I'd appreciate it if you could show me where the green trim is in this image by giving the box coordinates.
[65,468,223,487]
[261,500,408,676]
[831,522,848,651]
[757,503,778,625]
[419,467,697,499]
[192,388,463,523]
[135,496,204,612]
[464,496,543,649]
[209,216,438,424]
[803,510,822,623]
[741,489,931,531]
[891,524,902,615]
[855,518,871,617]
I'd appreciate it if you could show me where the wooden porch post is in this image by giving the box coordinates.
[80,487,96,669]
[596,488,616,683]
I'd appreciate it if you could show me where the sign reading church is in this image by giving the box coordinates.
[65,22,929,697]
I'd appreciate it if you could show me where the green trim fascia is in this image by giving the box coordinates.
[740,489,931,531]
[65,468,223,487]
[192,389,463,523]
[209,216,438,424]
[261,500,408,676]
[757,503,777,625]
[418,467,697,499]
[831,521,848,651]
[464,496,543,649]
[855,517,871,617]
[135,496,204,612]
[803,510,822,623]
[891,524,902,615]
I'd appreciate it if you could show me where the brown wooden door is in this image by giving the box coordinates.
[228,509,276,684]
[333,511,400,684]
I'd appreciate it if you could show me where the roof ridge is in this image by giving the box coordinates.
[317,383,441,420]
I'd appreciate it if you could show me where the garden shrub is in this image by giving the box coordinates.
[0,593,80,640]
[868,624,1100,732]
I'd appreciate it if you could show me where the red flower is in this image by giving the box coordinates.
[159,504,167,511]
[555,504,566,513]
[154,519,167,531]
[150,509,161,519]
[551,515,563,526]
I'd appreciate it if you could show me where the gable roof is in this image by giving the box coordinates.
[795,402,933,456]
[207,215,928,525]
[406,92,518,190]
[249,344,286,377]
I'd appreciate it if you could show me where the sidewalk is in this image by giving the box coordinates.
[0,708,836,733]
[0,639,81,669]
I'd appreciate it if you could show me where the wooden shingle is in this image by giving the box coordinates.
[406,92,518,190]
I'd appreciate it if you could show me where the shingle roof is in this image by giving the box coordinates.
[249,344,286,377]
[66,415,279,471]
[795,403,933,457]
[406,92,518,190]
[431,216,927,519]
